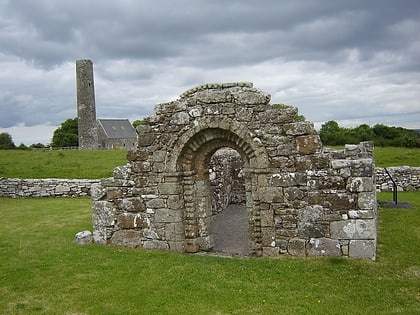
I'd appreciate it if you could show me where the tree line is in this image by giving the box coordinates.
[319,121,420,148]
[1,118,419,149]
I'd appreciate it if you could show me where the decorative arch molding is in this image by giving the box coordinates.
[166,115,269,173]
[92,82,377,260]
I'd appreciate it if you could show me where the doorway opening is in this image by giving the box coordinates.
[208,148,248,256]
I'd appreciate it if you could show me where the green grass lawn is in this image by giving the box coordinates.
[374,147,420,167]
[0,150,127,179]
[0,192,419,314]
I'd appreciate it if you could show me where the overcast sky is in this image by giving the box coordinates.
[0,0,419,145]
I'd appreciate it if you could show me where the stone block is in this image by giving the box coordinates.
[262,247,279,257]
[233,90,270,105]
[117,213,148,229]
[137,133,155,147]
[261,227,276,247]
[259,187,284,203]
[288,238,307,257]
[308,238,341,256]
[319,193,356,211]
[155,209,183,223]
[195,236,214,251]
[143,240,169,250]
[165,223,184,241]
[106,188,123,200]
[330,219,376,239]
[158,182,182,195]
[266,107,297,123]
[347,177,374,192]
[115,197,146,212]
[348,209,375,219]
[167,195,184,210]
[270,173,297,187]
[349,240,376,260]
[296,135,321,155]
[284,187,305,201]
[74,230,93,245]
[168,241,184,252]
[260,209,274,227]
[92,201,115,227]
[111,230,143,248]
[171,112,190,125]
[331,160,351,169]
[143,228,159,239]
[146,198,166,209]
[55,185,70,194]
[284,122,316,136]
[91,183,106,201]
[358,192,376,209]
[351,159,374,177]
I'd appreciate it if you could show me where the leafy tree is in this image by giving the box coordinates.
[30,143,48,149]
[51,118,78,147]
[132,119,148,128]
[17,143,28,150]
[373,124,399,140]
[353,124,374,142]
[319,120,343,145]
[0,132,16,149]
[320,121,419,148]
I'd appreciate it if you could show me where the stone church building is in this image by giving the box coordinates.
[96,119,137,150]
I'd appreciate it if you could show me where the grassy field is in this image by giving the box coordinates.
[0,150,127,179]
[0,147,419,179]
[374,147,420,167]
[0,192,419,314]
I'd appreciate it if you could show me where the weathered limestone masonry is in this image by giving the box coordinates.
[209,149,245,214]
[0,178,99,198]
[376,167,420,191]
[208,151,420,200]
[92,82,377,259]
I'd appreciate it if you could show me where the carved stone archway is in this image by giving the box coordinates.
[92,82,377,260]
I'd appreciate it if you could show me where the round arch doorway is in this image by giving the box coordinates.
[176,127,264,256]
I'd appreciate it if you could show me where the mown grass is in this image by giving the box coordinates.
[0,150,127,179]
[374,147,420,167]
[0,147,419,180]
[1,192,419,314]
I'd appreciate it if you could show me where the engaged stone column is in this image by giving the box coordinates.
[76,59,98,149]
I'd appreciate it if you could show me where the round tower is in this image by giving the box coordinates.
[76,59,98,149]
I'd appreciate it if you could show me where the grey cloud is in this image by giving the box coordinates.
[0,0,419,145]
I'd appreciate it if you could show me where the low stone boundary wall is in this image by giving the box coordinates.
[0,165,418,199]
[376,166,420,192]
[0,178,100,198]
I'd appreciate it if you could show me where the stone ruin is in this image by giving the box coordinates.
[91,82,377,260]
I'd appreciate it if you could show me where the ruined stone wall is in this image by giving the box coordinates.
[209,154,420,207]
[0,178,99,197]
[91,82,378,259]
[209,149,245,214]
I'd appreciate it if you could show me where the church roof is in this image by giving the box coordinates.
[97,119,137,139]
